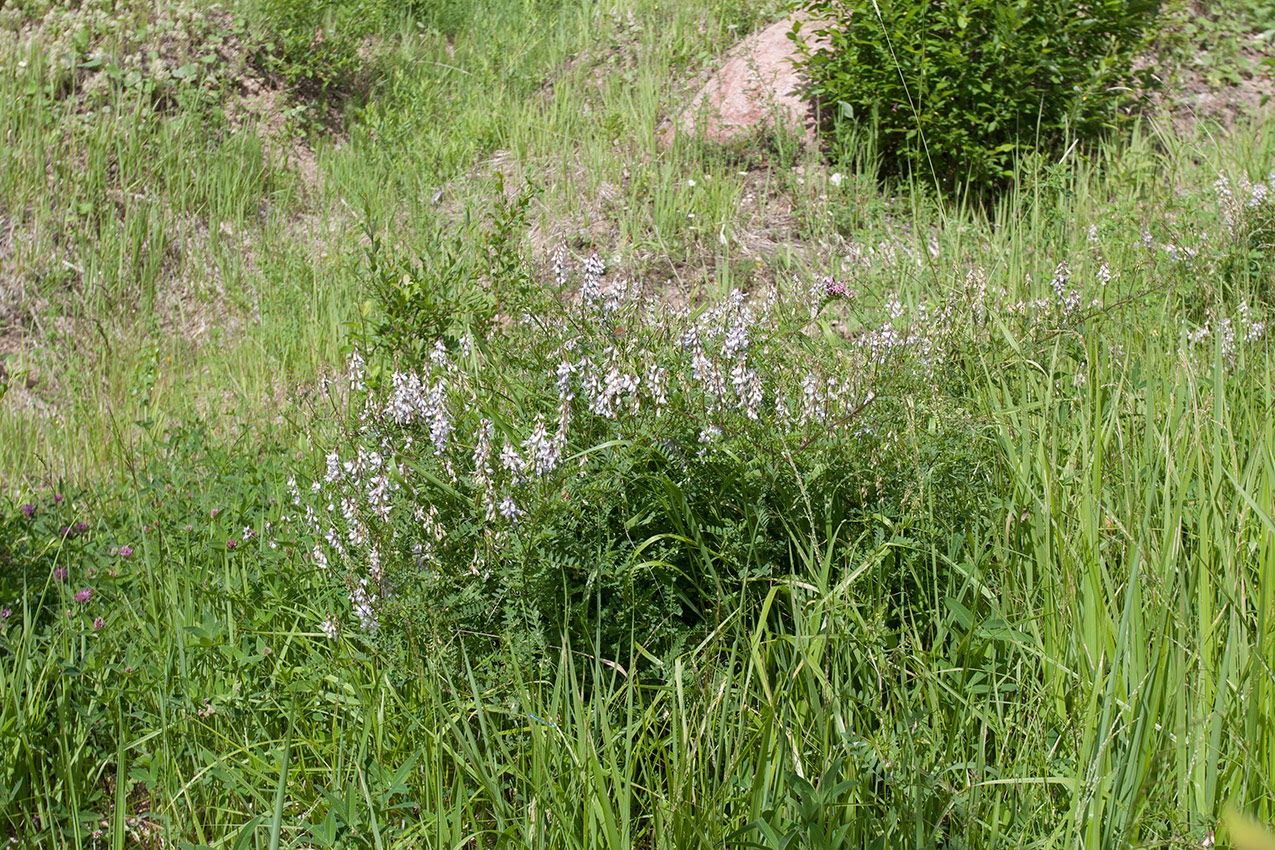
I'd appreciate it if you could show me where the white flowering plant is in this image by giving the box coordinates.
[1214,170,1275,306]
[284,236,1025,675]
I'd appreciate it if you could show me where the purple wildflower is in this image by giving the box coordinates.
[53,494,63,503]
[75,522,89,533]
[54,567,68,582]
[60,526,71,537]
[119,546,133,558]
[21,504,35,518]
[226,538,238,551]
[1,608,10,619]
[74,588,92,604]
[824,277,849,298]
[93,617,104,631]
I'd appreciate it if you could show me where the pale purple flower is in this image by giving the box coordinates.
[500,442,527,480]
[1,608,10,619]
[53,494,63,504]
[351,580,378,632]
[20,504,35,518]
[498,495,523,522]
[552,245,569,289]
[1097,262,1112,286]
[824,277,849,298]
[119,546,133,558]
[523,416,559,477]
[54,567,68,582]
[319,615,339,640]
[348,348,366,392]
[430,339,449,367]
[325,449,343,483]
[74,588,92,604]
[93,617,104,631]
[556,361,575,401]
[581,253,605,304]
[75,522,89,533]
[226,538,238,551]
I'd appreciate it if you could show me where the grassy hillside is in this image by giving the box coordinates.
[4,0,1275,847]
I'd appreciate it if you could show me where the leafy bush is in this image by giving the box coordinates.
[790,0,1161,192]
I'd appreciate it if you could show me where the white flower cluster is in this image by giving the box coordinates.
[1051,262,1082,318]
[1215,170,1275,233]
[384,370,453,459]
[1182,300,1267,368]
[676,288,770,419]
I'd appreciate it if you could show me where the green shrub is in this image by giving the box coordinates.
[790,0,1161,192]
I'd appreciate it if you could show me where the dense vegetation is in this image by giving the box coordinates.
[792,0,1161,190]
[3,0,1275,847]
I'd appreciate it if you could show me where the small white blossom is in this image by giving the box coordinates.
[430,339,449,367]
[523,415,559,477]
[351,581,378,632]
[498,495,523,522]
[325,450,342,483]
[348,349,366,392]
[319,615,339,640]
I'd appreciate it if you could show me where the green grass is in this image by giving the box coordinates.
[4,0,1275,846]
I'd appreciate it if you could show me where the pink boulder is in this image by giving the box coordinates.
[664,16,831,148]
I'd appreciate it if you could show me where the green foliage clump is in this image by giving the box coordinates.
[356,176,538,367]
[251,0,407,105]
[790,0,1161,192]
